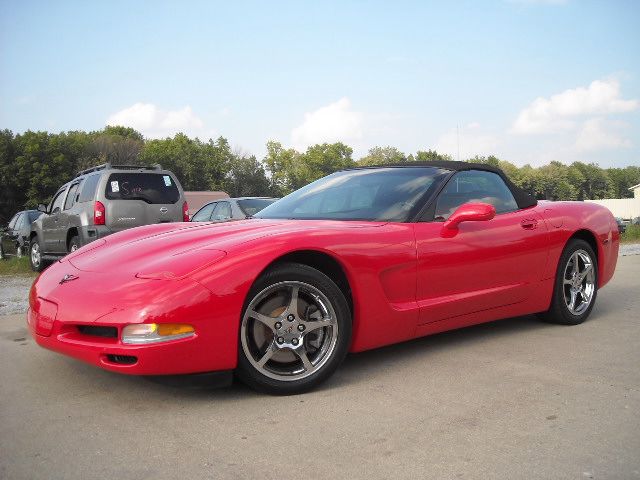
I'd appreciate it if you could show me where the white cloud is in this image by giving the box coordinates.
[575,119,632,152]
[106,102,211,138]
[291,98,363,149]
[511,79,638,134]
[434,123,499,159]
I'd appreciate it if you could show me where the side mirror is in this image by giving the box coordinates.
[38,204,48,213]
[443,203,496,230]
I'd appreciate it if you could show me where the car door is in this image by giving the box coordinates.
[41,188,68,253]
[2,213,21,255]
[413,169,548,325]
[59,181,81,250]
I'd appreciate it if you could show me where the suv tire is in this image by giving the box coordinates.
[68,235,80,253]
[30,237,48,272]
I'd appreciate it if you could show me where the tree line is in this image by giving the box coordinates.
[1,127,639,224]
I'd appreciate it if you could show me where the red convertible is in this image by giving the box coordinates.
[28,162,619,394]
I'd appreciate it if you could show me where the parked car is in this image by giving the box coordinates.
[190,197,279,222]
[28,161,619,394]
[29,163,188,272]
[615,217,627,234]
[633,217,640,225]
[0,210,43,259]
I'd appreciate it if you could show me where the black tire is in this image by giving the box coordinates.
[68,235,80,253]
[29,236,48,272]
[539,239,598,325]
[236,262,352,395]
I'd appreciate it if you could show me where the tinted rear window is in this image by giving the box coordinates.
[105,173,180,204]
[237,198,277,216]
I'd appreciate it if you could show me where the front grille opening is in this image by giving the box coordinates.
[106,354,137,365]
[77,325,118,338]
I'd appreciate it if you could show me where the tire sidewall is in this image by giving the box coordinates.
[236,262,352,395]
[552,239,598,325]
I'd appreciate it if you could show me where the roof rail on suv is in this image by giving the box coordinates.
[76,163,163,177]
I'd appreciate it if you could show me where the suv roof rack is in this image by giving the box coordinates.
[76,162,163,177]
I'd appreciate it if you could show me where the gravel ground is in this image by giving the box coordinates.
[0,275,34,316]
[0,243,638,316]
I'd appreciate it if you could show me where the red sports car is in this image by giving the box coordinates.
[28,162,619,394]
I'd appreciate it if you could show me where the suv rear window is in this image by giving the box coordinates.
[105,173,180,204]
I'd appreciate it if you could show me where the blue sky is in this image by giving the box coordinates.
[1,0,639,167]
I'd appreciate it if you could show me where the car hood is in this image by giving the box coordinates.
[66,218,385,275]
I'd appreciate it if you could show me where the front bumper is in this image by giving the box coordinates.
[27,307,221,375]
[27,260,240,376]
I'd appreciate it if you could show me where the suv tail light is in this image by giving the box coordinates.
[182,201,189,222]
[94,201,106,225]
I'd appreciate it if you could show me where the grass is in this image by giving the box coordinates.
[0,256,37,276]
[621,224,640,244]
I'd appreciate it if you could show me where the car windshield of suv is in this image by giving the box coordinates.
[105,173,180,204]
[238,198,277,216]
[256,167,449,221]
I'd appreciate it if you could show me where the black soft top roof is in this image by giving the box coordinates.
[352,160,538,210]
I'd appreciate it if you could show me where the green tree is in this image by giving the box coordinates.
[358,146,406,166]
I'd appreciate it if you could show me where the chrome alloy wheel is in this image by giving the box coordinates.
[562,249,595,316]
[241,281,339,382]
[31,242,41,268]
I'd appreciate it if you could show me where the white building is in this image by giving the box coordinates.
[585,184,640,220]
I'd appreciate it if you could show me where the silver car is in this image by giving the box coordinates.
[190,197,278,223]
[29,163,188,271]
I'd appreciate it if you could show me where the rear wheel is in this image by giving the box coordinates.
[540,239,597,325]
[29,237,48,272]
[237,263,351,395]
[68,235,80,253]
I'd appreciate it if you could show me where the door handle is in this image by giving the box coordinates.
[521,218,538,230]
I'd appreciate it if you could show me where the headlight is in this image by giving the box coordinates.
[121,323,195,344]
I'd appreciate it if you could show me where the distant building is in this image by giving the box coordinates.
[585,185,640,220]
[184,191,229,216]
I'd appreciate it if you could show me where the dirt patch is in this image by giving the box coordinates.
[0,275,34,315]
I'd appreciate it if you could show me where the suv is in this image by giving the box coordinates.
[29,163,188,272]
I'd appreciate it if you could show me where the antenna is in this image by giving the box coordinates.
[456,124,460,162]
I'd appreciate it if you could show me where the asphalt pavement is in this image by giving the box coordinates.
[0,256,639,480]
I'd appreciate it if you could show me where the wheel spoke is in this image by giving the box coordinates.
[295,348,314,372]
[572,253,580,275]
[302,316,334,334]
[248,310,277,330]
[579,264,592,282]
[287,285,300,315]
[563,278,573,286]
[567,290,577,312]
[257,340,278,367]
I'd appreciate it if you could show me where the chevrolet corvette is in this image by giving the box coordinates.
[28,161,619,394]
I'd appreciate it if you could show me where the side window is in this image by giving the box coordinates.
[192,202,216,222]
[78,174,100,203]
[213,202,231,220]
[15,213,25,230]
[50,189,67,214]
[434,170,518,221]
[7,214,19,230]
[64,183,80,210]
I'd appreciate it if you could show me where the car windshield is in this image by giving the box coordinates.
[237,198,278,216]
[256,167,449,221]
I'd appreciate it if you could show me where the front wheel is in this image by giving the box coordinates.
[539,239,598,325]
[236,263,352,395]
[68,235,80,253]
